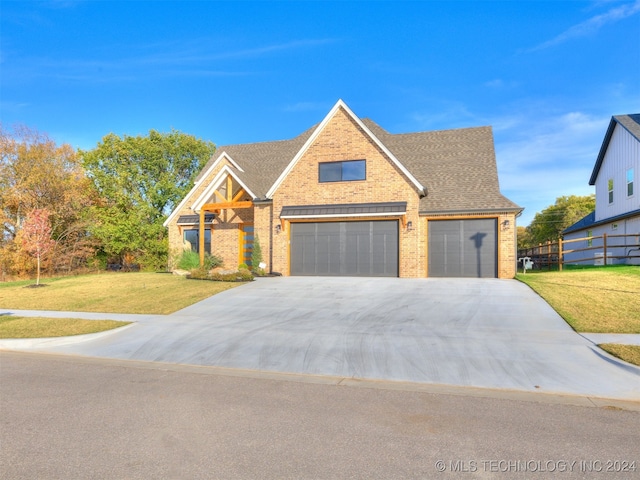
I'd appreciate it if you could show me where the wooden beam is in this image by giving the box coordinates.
[199,209,205,267]
[232,187,246,203]
[226,175,233,202]
[214,190,226,203]
[202,200,253,211]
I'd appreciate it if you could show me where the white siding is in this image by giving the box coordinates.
[594,125,640,221]
[563,215,640,265]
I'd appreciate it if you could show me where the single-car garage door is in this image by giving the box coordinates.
[428,219,497,278]
[291,221,398,276]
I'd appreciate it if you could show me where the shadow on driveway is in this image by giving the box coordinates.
[2,277,639,400]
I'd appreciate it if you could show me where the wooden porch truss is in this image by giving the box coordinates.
[198,174,253,266]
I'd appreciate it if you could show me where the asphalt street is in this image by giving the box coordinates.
[1,351,639,480]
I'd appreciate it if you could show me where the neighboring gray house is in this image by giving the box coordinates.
[563,114,640,265]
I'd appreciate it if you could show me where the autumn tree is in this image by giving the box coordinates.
[0,124,98,277]
[20,209,56,285]
[525,195,595,247]
[81,129,215,270]
[517,226,532,251]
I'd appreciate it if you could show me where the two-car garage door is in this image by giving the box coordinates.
[290,221,398,276]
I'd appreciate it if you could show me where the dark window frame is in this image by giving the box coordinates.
[319,159,366,183]
[183,228,211,254]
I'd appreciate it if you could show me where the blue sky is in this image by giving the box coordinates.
[1,0,639,226]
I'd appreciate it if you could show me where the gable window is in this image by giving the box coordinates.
[183,229,211,254]
[628,168,634,197]
[319,160,366,183]
[608,178,614,204]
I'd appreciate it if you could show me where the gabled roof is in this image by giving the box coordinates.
[360,119,520,214]
[589,114,640,185]
[193,124,318,199]
[265,100,426,197]
[168,100,520,223]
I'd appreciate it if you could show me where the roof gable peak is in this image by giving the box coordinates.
[265,99,425,197]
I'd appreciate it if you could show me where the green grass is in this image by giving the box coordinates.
[598,344,640,367]
[0,272,245,314]
[0,316,130,338]
[517,266,640,334]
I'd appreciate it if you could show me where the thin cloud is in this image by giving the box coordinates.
[526,0,640,52]
[494,111,608,224]
[4,38,336,84]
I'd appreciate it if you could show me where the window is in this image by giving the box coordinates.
[587,230,593,247]
[608,178,614,204]
[183,229,211,253]
[612,223,618,231]
[628,168,634,196]
[319,160,366,182]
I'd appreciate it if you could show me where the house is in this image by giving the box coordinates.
[164,100,522,278]
[563,114,640,265]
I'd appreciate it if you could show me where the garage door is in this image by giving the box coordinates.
[428,219,497,278]
[291,221,398,276]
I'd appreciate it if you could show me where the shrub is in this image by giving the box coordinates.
[187,267,210,280]
[252,234,263,268]
[211,270,254,282]
[187,268,254,282]
[238,263,250,271]
[178,250,223,271]
[178,250,200,270]
[205,253,224,270]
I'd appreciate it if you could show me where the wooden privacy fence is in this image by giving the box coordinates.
[518,233,640,270]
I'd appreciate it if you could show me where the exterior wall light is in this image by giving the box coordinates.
[275,224,282,234]
[406,221,413,231]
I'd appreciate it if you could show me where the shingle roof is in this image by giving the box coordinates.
[361,119,520,213]
[195,125,317,198]
[562,211,596,234]
[197,109,520,214]
[589,114,640,185]
[563,209,640,235]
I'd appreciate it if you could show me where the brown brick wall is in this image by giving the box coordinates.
[271,107,424,277]
[498,212,518,278]
[253,203,273,271]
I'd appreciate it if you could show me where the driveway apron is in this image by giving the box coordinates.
[2,277,639,400]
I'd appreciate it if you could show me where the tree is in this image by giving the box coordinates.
[525,195,595,247]
[252,233,264,273]
[21,209,55,285]
[81,129,215,269]
[517,226,532,251]
[0,124,98,277]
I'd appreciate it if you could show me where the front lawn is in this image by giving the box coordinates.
[0,272,245,315]
[598,344,640,367]
[0,316,130,338]
[516,266,640,334]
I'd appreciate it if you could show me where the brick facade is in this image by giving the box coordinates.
[271,108,424,277]
[165,101,521,278]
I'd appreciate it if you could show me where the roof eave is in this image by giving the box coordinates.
[419,207,524,216]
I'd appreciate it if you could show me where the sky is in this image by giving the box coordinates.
[1,0,639,226]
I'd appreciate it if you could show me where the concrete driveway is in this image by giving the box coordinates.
[2,277,639,400]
